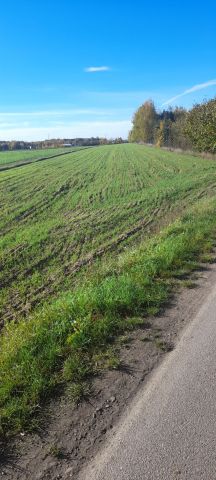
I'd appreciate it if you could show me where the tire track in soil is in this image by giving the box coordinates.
[0,147,94,172]
[1,210,160,323]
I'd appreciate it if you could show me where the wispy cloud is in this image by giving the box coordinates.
[0,108,128,118]
[161,79,216,106]
[84,66,111,73]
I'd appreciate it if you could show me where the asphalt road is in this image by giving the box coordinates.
[79,284,216,480]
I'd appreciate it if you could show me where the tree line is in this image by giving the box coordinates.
[129,97,216,153]
[0,137,126,152]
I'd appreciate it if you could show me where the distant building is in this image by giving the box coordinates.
[63,143,72,147]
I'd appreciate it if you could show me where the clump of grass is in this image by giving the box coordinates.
[154,340,163,351]
[48,444,64,459]
[141,336,152,343]
[0,197,216,436]
[118,335,133,345]
[146,306,160,316]
[92,347,120,371]
[181,279,197,289]
[67,382,91,403]
[155,339,173,352]
[199,253,216,263]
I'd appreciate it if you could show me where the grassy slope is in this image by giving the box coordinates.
[0,144,216,434]
[0,147,78,166]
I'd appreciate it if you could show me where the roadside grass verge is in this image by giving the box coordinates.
[0,197,216,436]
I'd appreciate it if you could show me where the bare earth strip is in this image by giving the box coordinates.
[2,261,216,479]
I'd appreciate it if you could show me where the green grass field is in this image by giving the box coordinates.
[1,143,216,434]
[1,144,216,323]
[0,146,81,168]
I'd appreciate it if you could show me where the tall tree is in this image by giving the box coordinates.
[170,107,191,150]
[129,100,158,144]
[155,118,173,147]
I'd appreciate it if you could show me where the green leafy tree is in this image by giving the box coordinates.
[170,108,191,150]
[129,100,158,144]
[185,98,216,152]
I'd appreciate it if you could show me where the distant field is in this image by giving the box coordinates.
[0,147,80,167]
[1,143,216,434]
[1,143,216,323]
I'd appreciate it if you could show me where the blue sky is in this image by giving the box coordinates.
[0,0,216,140]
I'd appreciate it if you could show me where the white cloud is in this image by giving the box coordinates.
[84,66,111,73]
[161,79,216,106]
[0,120,132,141]
[0,108,129,118]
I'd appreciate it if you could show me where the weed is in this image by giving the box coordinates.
[155,340,173,352]
[92,348,120,371]
[141,336,152,342]
[181,279,197,289]
[48,444,64,459]
[67,382,91,403]
[118,335,133,345]
[199,253,216,264]
[146,306,160,316]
